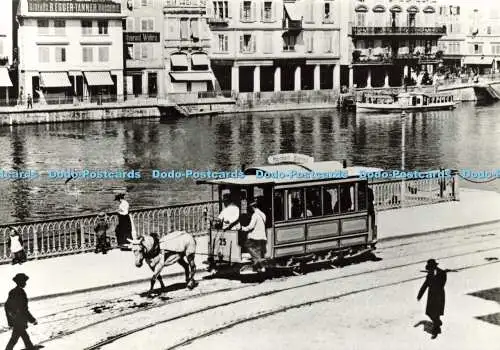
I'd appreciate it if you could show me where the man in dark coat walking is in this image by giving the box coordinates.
[4,273,38,350]
[417,259,447,339]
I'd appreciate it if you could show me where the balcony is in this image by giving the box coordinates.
[352,26,446,37]
[283,45,296,52]
[283,18,303,32]
[352,48,443,65]
[207,17,229,27]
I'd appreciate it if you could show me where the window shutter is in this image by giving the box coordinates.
[252,1,257,21]
[272,1,276,22]
[260,2,263,22]
[251,35,256,52]
[227,1,232,18]
[310,1,315,23]
[240,1,244,20]
[225,35,229,51]
[240,34,244,52]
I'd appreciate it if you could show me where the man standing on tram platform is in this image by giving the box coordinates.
[241,201,267,272]
[217,193,241,231]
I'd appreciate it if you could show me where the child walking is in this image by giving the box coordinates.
[7,228,27,265]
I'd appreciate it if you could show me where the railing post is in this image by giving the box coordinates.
[33,229,39,260]
[80,223,86,252]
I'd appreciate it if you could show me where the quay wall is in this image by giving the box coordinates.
[0,105,161,126]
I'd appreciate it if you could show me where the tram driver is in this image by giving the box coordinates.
[217,193,241,231]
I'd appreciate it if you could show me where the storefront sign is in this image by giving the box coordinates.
[28,0,121,13]
[124,32,160,43]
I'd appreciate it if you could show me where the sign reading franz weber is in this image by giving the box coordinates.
[267,153,315,165]
[28,0,121,13]
[124,32,160,43]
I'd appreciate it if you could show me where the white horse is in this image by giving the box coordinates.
[127,231,197,296]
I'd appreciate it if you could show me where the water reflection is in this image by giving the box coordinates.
[0,103,499,222]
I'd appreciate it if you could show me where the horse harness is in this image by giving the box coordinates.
[142,235,161,260]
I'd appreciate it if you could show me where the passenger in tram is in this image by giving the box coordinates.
[290,197,303,219]
[335,185,354,213]
[240,201,267,272]
[323,188,334,214]
[217,193,241,231]
[368,187,376,232]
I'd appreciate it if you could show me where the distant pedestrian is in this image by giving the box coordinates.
[114,193,135,250]
[26,94,33,109]
[4,273,38,350]
[7,228,27,265]
[417,259,447,339]
[94,212,110,254]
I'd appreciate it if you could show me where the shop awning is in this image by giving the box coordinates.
[171,54,189,68]
[40,72,71,88]
[0,68,13,87]
[191,54,210,67]
[170,72,214,82]
[463,56,494,65]
[84,71,114,86]
[284,3,301,20]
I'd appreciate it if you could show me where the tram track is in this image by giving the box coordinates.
[12,225,499,348]
[77,240,500,349]
[28,221,500,323]
[166,258,500,350]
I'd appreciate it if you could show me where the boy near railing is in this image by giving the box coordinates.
[94,212,111,254]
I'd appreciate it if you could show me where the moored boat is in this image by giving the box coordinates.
[356,92,456,113]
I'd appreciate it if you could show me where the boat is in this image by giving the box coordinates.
[356,92,456,113]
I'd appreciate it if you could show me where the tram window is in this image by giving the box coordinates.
[357,183,368,211]
[288,189,304,219]
[323,185,338,215]
[254,186,272,228]
[305,187,322,217]
[273,190,285,222]
[337,183,354,213]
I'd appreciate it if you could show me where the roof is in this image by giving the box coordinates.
[196,161,384,186]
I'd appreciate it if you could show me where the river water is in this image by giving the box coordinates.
[0,102,499,223]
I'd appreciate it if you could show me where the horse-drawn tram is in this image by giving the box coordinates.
[197,154,381,276]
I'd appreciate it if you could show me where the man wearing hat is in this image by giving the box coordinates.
[417,259,447,338]
[4,273,37,350]
[94,212,110,254]
[241,200,267,272]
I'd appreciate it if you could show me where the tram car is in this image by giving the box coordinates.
[197,154,382,275]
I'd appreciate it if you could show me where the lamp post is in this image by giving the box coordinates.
[401,111,406,207]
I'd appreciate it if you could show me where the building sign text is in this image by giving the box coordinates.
[124,32,160,43]
[28,0,121,13]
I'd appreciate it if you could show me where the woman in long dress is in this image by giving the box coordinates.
[114,193,135,250]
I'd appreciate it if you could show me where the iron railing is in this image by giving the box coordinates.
[0,174,459,263]
[352,26,446,36]
[0,201,219,263]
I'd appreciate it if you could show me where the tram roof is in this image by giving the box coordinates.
[196,161,384,186]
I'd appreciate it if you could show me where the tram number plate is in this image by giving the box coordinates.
[219,238,227,246]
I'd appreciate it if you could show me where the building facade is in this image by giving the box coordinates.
[0,0,14,104]
[122,0,165,98]
[164,0,215,94]
[17,0,125,104]
[207,0,343,93]
[349,0,445,88]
